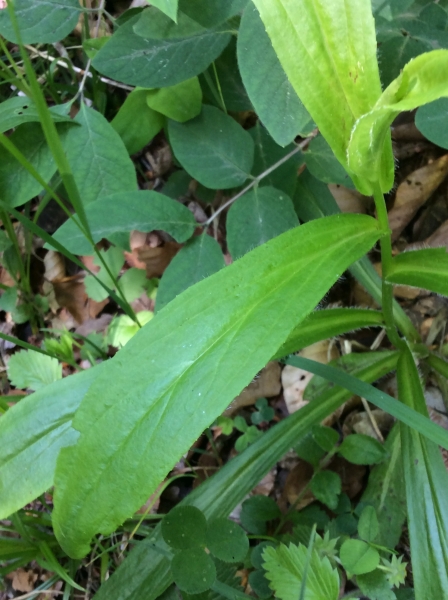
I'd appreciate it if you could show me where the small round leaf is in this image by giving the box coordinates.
[248,569,273,599]
[338,434,388,465]
[162,506,207,550]
[251,542,277,570]
[310,470,341,510]
[340,539,380,575]
[206,518,249,563]
[240,496,281,534]
[171,548,216,594]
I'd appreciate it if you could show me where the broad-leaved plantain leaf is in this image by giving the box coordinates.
[397,346,448,599]
[52,214,381,558]
[51,190,197,255]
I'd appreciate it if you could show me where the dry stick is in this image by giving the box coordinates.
[203,129,319,229]
[24,45,133,91]
[12,591,64,600]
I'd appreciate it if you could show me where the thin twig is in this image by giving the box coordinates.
[24,45,133,91]
[361,396,384,442]
[203,129,318,228]
[12,591,64,600]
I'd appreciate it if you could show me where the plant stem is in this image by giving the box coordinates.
[373,184,406,350]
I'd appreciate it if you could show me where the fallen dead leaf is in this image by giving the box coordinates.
[389,154,448,241]
[8,568,38,593]
[328,184,368,214]
[424,219,448,250]
[52,276,108,324]
[224,361,281,415]
[125,234,181,277]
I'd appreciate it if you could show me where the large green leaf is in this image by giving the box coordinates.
[226,186,299,259]
[386,247,448,296]
[0,0,81,44]
[397,346,448,599]
[0,122,69,207]
[0,367,101,519]
[416,97,448,149]
[305,136,356,188]
[156,234,225,311]
[146,78,202,122]
[93,350,397,600]
[237,4,312,146]
[150,0,178,22]
[348,49,448,193]
[92,12,231,88]
[251,0,385,190]
[52,214,381,558]
[50,191,197,255]
[168,105,254,189]
[0,97,72,133]
[178,0,248,27]
[62,104,137,206]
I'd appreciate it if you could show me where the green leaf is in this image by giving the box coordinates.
[226,186,299,259]
[338,434,388,466]
[0,122,65,208]
[146,78,202,122]
[150,0,178,22]
[310,471,341,511]
[120,268,150,303]
[156,234,225,312]
[249,123,305,196]
[305,136,356,189]
[0,0,81,44]
[178,0,248,28]
[248,570,273,599]
[107,312,154,348]
[111,89,165,155]
[293,170,340,222]
[92,12,231,88]
[357,570,396,600]
[0,97,72,133]
[274,308,384,359]
[168,105,254,189]
[357,506,379,543]
[162,506,207,549]
[262,543,339,600]
[397,345,448,598]
[378,35,431,89]
[7,350,62,392]
[171,548,216,594]
[206,519,249,563]
[240,496,281,535]
[339,539,380,575]
[62,104,137,206]
[416,97,448,148]
[91,348,398,600]
[348,49,448,194]
[386,247,448,296]
[84,247,124,302]
[51,191,197,255]
[360,425,406,549]
[251,0,384,191]
[311,426,339,453]
[238,4,312,146]
[50,215,381,558]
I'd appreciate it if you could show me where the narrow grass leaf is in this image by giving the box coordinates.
[386,247,448,296]
[51,190,197,255]
[397,345,448,599]
[52,214,381,558]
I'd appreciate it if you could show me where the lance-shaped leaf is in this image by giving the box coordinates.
[348,49,448,193]
[251,0,386,191]
[397,346,448,599]
[386,247,448,297]
[274,308,384,359]
[94,351,398,600]
[52,214,381,558]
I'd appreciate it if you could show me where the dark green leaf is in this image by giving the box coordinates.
[338,434,388,465]
[0,97,72,133]
[178,0,248,28]
[311,425,339,452]
[240,496,281,535]
[162,506,207,549]
[168,105,254,189]
[357,506,379,543]
[51,191,197,255]
[248,570,272,599]
[339,539,380,575]
[206,519,248,563]
[62,104,137,206]
[357,570,396,600]
[171,549,216,594]
[294,432,326,468]
[92,12,231,88]
[379,35,432,88]
[111,89,165,155]
[416,98,448,149]
[305,136,356,188]
[310,471,341,510]
[249,123,304,196]
[156,234,225,312]
[0,0,81,44]
[227,186,299,259]
[238,4,312,146]
[251,542,276,570]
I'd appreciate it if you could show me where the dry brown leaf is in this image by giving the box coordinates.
[283,460,315,508]
[389,154,448,241]
[424,219,448,249]
[53,276,108,324]
[125,238,181,277]
[328,184,368,214]
[8,568,37,593]
[224,361,281,415]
